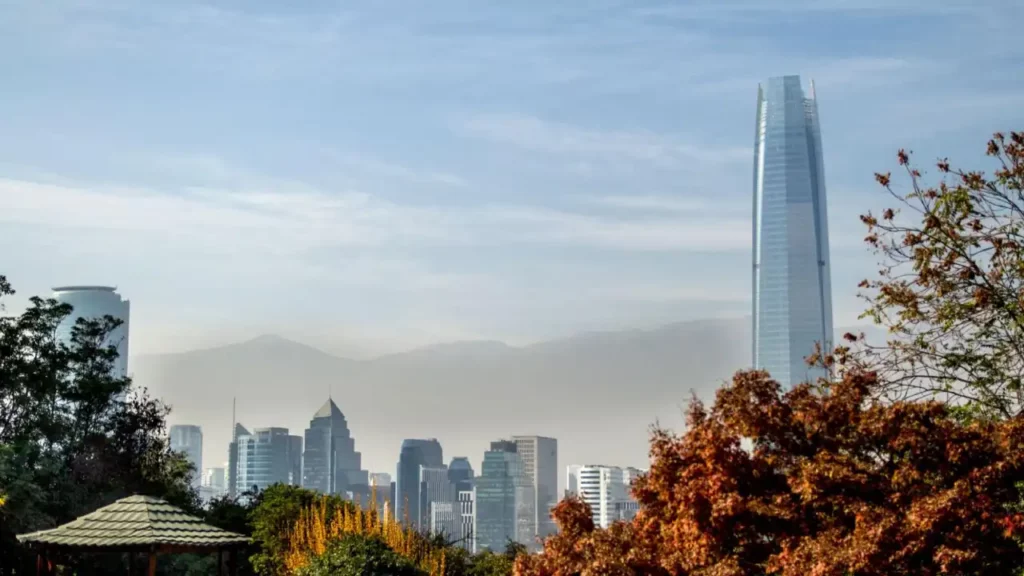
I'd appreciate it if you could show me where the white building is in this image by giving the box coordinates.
[52,286,131,380]
[458,490,475,552]
[430,501,458,542]
[564,465,636,529]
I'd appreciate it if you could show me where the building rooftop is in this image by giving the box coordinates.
[52,286,117,293]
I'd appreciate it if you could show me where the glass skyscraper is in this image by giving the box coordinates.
[752,75,834,387]
[51,286,130,379]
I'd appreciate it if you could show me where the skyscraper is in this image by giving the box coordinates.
[512,436,558,540]
[51,286,131,379]
[301,399,369,496]
[236,427,302,493]
[169,424,203,489]
[474,440,533,552]
[228,422,249,498]
[752,75,834,387]
[447,457,474,494]
[395,439,443,527]
[420,465,454,534]
[568,465,627,529]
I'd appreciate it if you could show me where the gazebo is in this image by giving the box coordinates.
[17,495,250,576]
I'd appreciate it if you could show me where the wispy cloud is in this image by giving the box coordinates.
[0,176,749,254]
[460,114,751,170]
[589,195,746,214]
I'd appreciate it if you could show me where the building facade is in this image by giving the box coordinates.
[301,399,369,496]
[568,465,628,529]
[169,425,203,489]
[236,427,302,493]
[447,457,474,494]
[430,502,458,542]
[512,436,558,540]
[474,440,533,552]
[395,439,443,527]
[228,423,250,498]
[51,286,131,379]
[752,75,834,387]
[458,490,475,552]
[420,465,455,534]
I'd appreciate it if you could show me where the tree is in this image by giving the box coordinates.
[249,484,357,576]
[297,533,423,576]
[516,369,1024,576]
[0,275,197,574]
[852,130,1024,419]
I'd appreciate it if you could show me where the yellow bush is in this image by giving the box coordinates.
[284,485,447,575]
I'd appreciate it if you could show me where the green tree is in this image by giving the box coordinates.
[0,275,197,573]
[297,533,423,576]
[852,130,1024,419]
[249,484,356,576]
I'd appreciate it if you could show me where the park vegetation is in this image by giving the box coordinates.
[2,130,1023,574]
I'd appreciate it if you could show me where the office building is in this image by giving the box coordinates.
[395,439,443,527]
[228,423,249,498]
[420,466,455,534]
[301,399,369,496]
[752,75,834,387]
[568,465,628,529]
[565,464,582,498]
[430,502,458,542]
[512,436,558,540]
[236,427,302,493]
[474,440,534,552]
[52,286,131,380]
[448,457,474,493]
[169,424,203,489]
[458,490,475,552]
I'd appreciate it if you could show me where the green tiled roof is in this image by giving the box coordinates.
[17,495,249,549]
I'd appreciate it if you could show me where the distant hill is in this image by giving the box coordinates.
[132,317,878,493]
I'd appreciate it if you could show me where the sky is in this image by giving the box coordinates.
[1,0,1022,357]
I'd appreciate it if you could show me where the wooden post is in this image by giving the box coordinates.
[147,552,157,576]
[35,553,43,576]
[229,548,238,576]
[217,549,224,576]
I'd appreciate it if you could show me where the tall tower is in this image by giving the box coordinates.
[169,425,203,489]
[752,75,834,387]
[51,286,131,379]
[512,435,558,542]
[302,399,368,495]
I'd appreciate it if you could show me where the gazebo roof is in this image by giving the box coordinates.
[17,495,249,550]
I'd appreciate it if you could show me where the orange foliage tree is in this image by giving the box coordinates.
[516,369,1024,576]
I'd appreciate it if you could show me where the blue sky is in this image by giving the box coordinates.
[1,0,1021,355]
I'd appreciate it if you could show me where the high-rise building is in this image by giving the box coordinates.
[430,502,458,542]
[228,423,250,498]
[301,399,369,496]
[236,427,302,493]
[752,75,834,387]
[458,490,475,552]
[448,457,474,494]
[512,436,558,540]
[565,464,582,498]
[567,465,628,529]
[169,425,203,489]
[51,286,131,379]
[474,440,533,552]
[420,465,454,534]
[200,467,227,503]
[395,439,443,527]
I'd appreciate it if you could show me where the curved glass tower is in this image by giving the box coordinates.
[52,286,131,378]
[752,76,834,387]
